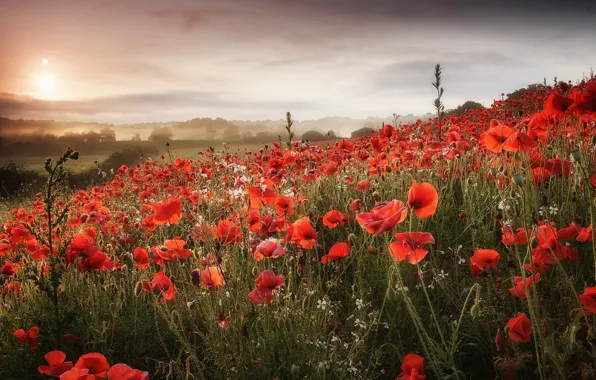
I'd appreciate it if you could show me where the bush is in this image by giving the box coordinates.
[0,161,44,198]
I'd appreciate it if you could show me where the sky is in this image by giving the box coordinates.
[0,0,595,123]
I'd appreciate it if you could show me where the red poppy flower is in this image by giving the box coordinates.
[150,197,182,225]
[579,286,596,313]
[355,180,373,191]
[133,248,150,269]
[248,184,277,209]
[356,200,407,236]
[107,363,149,380]
[253,238,284,261]
[349,199,362,211]
[577,224,593,242]
[142,271,177,303]
[59,367,95,380]
[1,260,16,276]
[38,350,73,377]
[321,242,350,264]
[322,210,347,229]
[215,220,242,246]
[396,353,425,380]
[501,227,527,246]
[469,249,500,277]
[14,326,39,350]
[275,195,294,217]
[389,232,435,264]
[289,217,317,249]
[508,274,541,299]
[505,313,532,343]
[542,92,574,117]
[200,266,226,289]
[484,125,515,153]
[73,352,110,378]
[407,181,438,219]
[502,131,537,152]
[248,270,285,305]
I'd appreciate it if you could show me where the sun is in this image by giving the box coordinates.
[35,73,58,98]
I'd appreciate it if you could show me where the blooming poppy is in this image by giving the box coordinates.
[501,227,527,246]
[407,181,438,219]
[508,274,541,299]
[200,266,226,289]
[484,125,515,153]
[389,232,435,264]
[253,238,284,261]
[38,350,73,377]
[356,200,407,236]
[274,195,294,217]
[289,217,317,249]
[349,199,362,211]
[150,197,183,225]
[321,242,350,264]
[322,210,347,229]
[355,180,373,191]
[68,352,111,379]
[579,286,596,313]
[248,270,285,305]
[107,363,149,380]
[1,260,16,276]
[505,313,532,343]
[396,353,425,380]
[14,326,39,350]
[502,131,537,152]
[142,271,177,303]
[133,248,150,269]
[59,367,95,380]
[469,249,500,277]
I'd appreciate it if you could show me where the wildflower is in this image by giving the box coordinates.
[14,326,40,350]
[407,181,439,218]
[389,232,435,264]
[321,242,350,264]
[356,200,407,236]
[38,351,73,377]
[505,313,533,343]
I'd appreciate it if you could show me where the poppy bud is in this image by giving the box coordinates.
[571,149,581,162]
[367,246,376,255]
[490,167,498,176]
[372,191,381,201]
[348,233,357,246]
[470,304,480,318]
[190,269,201,286]
[512,174,524,186]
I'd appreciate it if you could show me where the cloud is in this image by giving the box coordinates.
[0,91,320,122]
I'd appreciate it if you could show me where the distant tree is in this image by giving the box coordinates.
[327,130,337,140]
[351,127,375,138]
[84,131,101,144]
[301,130,326,142]
[507,83,546,100]
[99,127,116,143]
[131,133,142,142]
[240,131,255,143]
[149,126,174,142]
[223,125,241,142]
[445,101,484,116]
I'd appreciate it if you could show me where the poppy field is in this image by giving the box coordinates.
[2,77,596,380]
